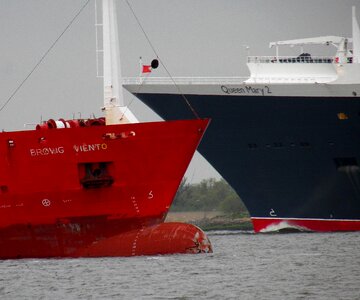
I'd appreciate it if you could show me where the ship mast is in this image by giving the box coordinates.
[102,0,138,125]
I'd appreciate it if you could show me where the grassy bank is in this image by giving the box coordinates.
[166,211,253,231]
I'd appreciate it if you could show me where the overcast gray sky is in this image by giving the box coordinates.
[0,0,359,182]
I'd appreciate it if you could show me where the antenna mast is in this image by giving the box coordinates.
[101,0,138,124]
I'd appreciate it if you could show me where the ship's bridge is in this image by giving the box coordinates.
[246,27,360,84]
[246,54,340,84]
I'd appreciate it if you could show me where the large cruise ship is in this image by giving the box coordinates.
[124,7,360,232]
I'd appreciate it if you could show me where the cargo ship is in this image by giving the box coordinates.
[124,7,360,232]
[0,0,212,258]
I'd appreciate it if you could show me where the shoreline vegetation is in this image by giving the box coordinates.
[167,178,253,231]
[165,211,253,231]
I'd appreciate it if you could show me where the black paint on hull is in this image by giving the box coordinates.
[136,93,360,220]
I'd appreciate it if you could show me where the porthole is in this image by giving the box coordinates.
[273,142,283,148]
[300,142,310,148]
[248,143,258,149]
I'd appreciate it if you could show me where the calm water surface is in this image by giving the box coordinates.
[0,231,359,299]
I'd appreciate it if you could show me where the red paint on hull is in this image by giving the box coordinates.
[77,222,212,257]
[252,218,360,233]
[0,119,211,259]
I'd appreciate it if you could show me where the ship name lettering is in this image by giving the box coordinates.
[221,85,245,94]
[73,143,108,153]
[221,85,271,96]
[30,147,65,156]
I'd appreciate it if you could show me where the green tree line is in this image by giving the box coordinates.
[171,178,248,215]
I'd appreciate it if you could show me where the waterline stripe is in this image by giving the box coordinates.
[251,217,360,222]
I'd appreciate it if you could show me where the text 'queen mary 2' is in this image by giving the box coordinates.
[124,7,360,232]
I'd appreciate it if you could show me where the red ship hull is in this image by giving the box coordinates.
[252,217,360,232]
[0,119,211,258]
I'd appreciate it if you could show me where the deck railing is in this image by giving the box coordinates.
[122,77,248,85]
[247,56,342,64]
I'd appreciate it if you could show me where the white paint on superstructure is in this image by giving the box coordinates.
[123,7,360,97]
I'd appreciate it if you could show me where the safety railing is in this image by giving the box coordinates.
[247,56,344,64]
[122,77,248,85]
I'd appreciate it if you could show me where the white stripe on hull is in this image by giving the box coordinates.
[123,79,360,98]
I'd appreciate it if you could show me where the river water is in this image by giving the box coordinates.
[0,231,359,300]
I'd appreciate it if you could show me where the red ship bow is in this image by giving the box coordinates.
[0,118,212,258]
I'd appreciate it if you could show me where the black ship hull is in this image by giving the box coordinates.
[135,92,360,232]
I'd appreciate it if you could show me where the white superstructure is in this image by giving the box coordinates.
[123,6,360,97]
[246,6,360,84]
